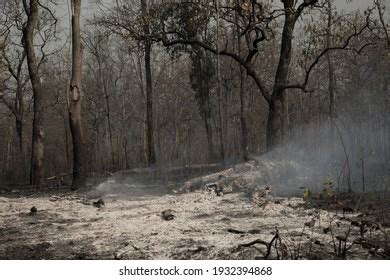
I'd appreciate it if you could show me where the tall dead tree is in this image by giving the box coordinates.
[266,0,313,150]
[2,51,28,181]
[22,0,45,186]
[235,0,248,161]
[68,0,85,190]
[141,0,156,166]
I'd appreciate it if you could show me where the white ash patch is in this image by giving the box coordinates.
[0,190,388,259]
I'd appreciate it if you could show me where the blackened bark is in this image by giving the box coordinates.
[203,101,215,161]
[239,71,248,161]
[15,81,25,179]
[142,0,156,166]
[267,1,296,150]
[235,0,248,161]
[266,96,285,151]
[69,0,85,190]
[23,0,45,186]
[105,93,115,167]
[198,90,214,161]
[145,41,156,166]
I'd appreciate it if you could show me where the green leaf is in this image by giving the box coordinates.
[323,187,335,199]
[303,188,312,198]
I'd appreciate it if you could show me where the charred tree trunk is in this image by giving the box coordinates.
[105,93,115,168]
[199,92,214,161]
[15,75,26,181]
[144,41,156,166]
[15,116,23,158]
[203,105,215,161]
[63,113,70,173]
[234,0,248,161]
[68,0,85,190]
[266,1,296,150]
[239,70,248,161]
[266,96,285,151]
[23,0,45,186]
[217,81,225,161]
[5,123,12,179]
[141,0,156,166]
[216,0,225,162]
[15,115,24,180]
[237,35,248,160]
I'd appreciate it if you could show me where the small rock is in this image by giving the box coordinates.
[93,198,105,208]
[323,227,331,234]
[30,206,38,214]
[205,183,223,196]
[115,252,123,260]
[274,199,283,204]
[161,209,175,221]
[304,219,316,228]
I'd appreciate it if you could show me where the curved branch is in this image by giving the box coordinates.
[161,38,271,101]
[283,11,373,92]
[245,28,266,64]
[295,0,319,21]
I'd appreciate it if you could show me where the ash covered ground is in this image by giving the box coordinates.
[0,161,389,260]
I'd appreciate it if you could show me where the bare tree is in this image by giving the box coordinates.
[2,47,28,179]
[159,0,373,152]
[1,0,58,183]
[68,0,85,190]
[22,0,45,186]
[96,0,157,166]
[141,0,156,166]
